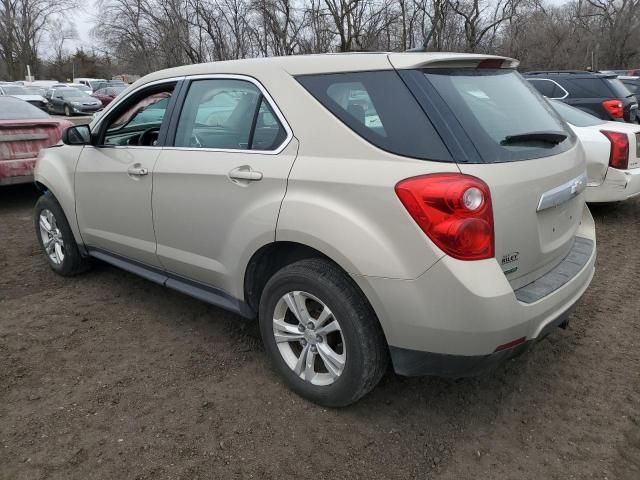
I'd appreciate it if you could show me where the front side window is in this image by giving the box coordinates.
[100,84,175,146]
[174,79,287,151]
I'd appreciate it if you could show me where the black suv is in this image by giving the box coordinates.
[524,71,638,123]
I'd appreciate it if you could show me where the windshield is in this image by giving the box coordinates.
[0,97,49,119]
[550,99,606,127]
[423,69,575,162]
[2,86,29,95]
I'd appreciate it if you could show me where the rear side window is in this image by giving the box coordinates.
[422,69,574,163]
[560,78,613,98]
[297,71,451,161]
[175,79,287,151]
[550,99,605,127]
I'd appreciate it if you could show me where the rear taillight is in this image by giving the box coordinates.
[601,130,629,169]
[602,99,624,119]
[395,173,494,261]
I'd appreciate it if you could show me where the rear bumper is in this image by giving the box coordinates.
[585,166,640,202]
[390,301,574,377]
[352,204,596,376]
[0,158,36,185]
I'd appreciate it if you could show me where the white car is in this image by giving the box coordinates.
[550,99,640,202]
[0,84,48,110]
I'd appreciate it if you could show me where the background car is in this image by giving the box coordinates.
[92,85,127,106]
[525,70,638,122]
[0,84,48,110]
[73,77,107,92]
[550,98,640,202]
[0,96,71,185]
[92,80,127,92]
[46,87,102,116]
[51,82,93,94]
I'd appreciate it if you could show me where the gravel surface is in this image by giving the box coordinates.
[1,184,639,480]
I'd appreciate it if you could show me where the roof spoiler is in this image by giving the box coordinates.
[389,53,519,70]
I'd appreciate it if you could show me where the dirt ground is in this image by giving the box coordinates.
[1,184,639,480]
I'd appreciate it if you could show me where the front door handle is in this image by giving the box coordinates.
[229,166,263,182]
[127,163,148,176]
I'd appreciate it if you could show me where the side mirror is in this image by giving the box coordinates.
[62,124,92,146]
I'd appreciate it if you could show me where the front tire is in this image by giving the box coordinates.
[64,105,72,116]
[259,258,388,407]
[34,192,90,276]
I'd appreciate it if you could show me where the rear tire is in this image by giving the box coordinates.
[34,192,90,276]
[259,258,388,407]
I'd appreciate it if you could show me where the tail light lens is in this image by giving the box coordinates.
[602,99,624,119]
[601,130,629,169]
[395,173,494,261]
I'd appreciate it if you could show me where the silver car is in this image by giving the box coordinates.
[34,53,596,406]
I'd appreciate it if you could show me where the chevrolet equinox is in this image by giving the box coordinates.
[34,53,597,406]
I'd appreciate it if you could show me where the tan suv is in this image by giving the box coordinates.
[34,53,596,406]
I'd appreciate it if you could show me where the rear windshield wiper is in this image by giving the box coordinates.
[501,131,567,146]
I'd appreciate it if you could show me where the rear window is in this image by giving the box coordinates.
[0,97,49,119]
[422,69,574,162]
[297,71,451,161]
[622,80,640,94]
[550,99,605,127]
[606,78,634,98]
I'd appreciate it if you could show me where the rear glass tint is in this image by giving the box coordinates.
[0,97,49,119]
[550,99,605,127]
[422,69,574,162]
[606,78,634,98]
[297,71,451,161]
[622,80,640,94]
[560,78,613,98]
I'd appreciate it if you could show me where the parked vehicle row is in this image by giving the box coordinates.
[525,70,638,122]
[32,53,597,407]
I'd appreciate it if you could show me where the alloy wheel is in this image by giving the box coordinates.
[273,291,346,386]
[38,209,65,265]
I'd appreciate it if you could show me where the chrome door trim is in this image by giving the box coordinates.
[160,73,294,155]
[537,172,588,212]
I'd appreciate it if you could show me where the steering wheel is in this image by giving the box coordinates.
[138,127,160,146]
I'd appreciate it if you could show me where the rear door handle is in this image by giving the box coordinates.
[229,166,263,182]
[127,164,148,176]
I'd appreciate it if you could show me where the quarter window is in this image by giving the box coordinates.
[174,79,287,151]
[297,71,451,161]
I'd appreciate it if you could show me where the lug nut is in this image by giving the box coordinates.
[307,322,315,330]
[298,324,305,332]
[311,345,317,353]
[302,339,307,346]
[316,336,322,343]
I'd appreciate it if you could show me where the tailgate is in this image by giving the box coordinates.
[459,147,586,290]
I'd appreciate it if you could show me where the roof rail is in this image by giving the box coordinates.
[525,70,592,75]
